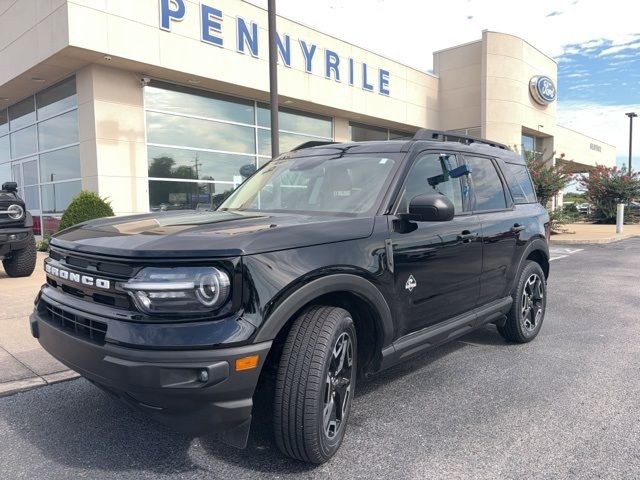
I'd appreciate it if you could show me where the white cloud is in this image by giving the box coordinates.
[566,72,589,78]
[598,41,640,56]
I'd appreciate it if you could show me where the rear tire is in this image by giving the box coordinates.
[498,260,547,343]
[2,233,37,277]
[273,306,357,464]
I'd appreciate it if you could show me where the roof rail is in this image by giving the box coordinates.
[290,140,338,151]
[413,129,508,150]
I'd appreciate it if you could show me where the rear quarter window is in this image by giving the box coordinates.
[506,163,537,204]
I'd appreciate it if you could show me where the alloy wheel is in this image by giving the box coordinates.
[323,332,354,439]
[521,273,544,333]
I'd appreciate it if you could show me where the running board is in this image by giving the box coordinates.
[378,297,512,371]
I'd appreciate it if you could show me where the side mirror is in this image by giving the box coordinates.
[405,194,454,222]
[1,182,18,192]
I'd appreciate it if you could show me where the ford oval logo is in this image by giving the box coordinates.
[529,75,556,105]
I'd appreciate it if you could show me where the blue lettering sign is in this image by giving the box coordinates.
[362,63,374,91]
[348,58,355,86]
[159,0,185,31]
[200,4,223,46]
[299,40,317,73]
[237,18,259,57]
[325,49,340,81]
[379,68,389,95]
[277,33,291,66]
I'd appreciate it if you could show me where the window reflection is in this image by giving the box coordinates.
[0,135,9,163]
[257,104,332,137]
[146,111,255,154]
[8,97,36,131]
[145,82,254,125]
[36,77,77,119]
[0,110,7,135]
[23,159,39,185]
[38,110,79,151]
[148,146,255,183]
[24,185,40,210]
[349,121,413,141]
[41,180,81,213]
[10,125,37,159]
[39,146,80,183]
[257,129,326,156]
[0,162,10,183]
[149,180,235,211]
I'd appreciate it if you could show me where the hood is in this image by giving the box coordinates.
[50,210,375,258]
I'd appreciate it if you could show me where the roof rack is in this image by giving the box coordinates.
[413,129,508,150]
[290,140,337,151]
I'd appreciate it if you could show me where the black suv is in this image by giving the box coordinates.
[1,181,37,277]
[31,130,550,463]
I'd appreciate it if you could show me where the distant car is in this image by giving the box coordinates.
[0,182,37,277]
[576,203,591,214]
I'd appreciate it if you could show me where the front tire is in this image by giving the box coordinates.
[498,260,547,343]
[273,306,357,464]
[2,233,37,277]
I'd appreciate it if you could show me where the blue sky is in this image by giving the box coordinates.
[248,0,640,171]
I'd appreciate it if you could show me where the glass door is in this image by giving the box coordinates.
[11,157,41,235]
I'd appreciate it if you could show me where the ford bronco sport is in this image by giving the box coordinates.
[31,130,550,463]
[1,181,37,277]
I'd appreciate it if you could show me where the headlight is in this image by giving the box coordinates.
[121,266,231,314]
[7,204,24,220]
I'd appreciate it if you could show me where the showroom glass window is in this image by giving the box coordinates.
[0,76,80,235]
[144,81,334,211]
[349,121,414,142]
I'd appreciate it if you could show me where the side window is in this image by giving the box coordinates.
[464,156,507,211]
[397,153,464,214]
[506,163,537,204]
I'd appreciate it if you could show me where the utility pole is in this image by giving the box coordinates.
[626,112,637,173]
[268,0,279,159]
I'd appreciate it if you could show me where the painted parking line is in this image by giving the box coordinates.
[549,247,583,261]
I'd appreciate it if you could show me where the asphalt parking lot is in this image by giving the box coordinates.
[1,239,639,479]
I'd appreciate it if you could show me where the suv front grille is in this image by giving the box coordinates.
[42,301,108,345]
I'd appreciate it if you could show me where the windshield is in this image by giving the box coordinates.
[220,152,403,215]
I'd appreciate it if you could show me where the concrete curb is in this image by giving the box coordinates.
[551,234,638,245]
[0,370,80,398]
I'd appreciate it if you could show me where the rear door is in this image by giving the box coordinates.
[390,151,482,337]
[463,155,520,306]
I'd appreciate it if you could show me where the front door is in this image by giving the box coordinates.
[390,151,482,337]
[11,157,41,234]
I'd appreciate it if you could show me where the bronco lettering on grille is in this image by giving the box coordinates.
[45,263,111,289]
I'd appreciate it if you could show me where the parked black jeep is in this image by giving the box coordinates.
[1,182,37,277]
[31,130,550,463]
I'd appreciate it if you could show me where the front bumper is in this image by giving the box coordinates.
[30,290,272,443]
[0,226,31,257]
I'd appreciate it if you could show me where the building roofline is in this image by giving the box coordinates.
[432,39,482,55]
[555,124,617,148]
[241,0,439,80]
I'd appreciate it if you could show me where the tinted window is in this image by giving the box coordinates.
[41,180,81,213]
[36,77,77,119]
[257,105,332,138]
[397,153,464,214]
[8,97,35,130]
[465,156,507,211]
[145,83,254,125]
[148,181,235,212]
[0,110,7,135]
[38,110,79,151]
[506,163,536,204]
[40,145,81,182]
[10,125,37,158]
[0,135,9,162]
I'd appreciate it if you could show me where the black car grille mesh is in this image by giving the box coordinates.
[43,302,108,345]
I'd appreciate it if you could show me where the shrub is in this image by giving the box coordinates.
[58,190,114,231]
[577,166,640,224]
[36,234,51,252]
[526,155,572,208]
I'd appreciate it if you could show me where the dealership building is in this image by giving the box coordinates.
[0,0,616,234]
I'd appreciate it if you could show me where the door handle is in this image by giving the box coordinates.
[457,230,478,242]
[511,223,526,233]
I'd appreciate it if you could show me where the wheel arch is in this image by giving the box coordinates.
[519,237,550,279]
[253,274,394,373]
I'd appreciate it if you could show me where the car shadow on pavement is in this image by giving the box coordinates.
[0,326,506,475]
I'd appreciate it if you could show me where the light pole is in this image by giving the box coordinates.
[626,112,637,173]
[267,0,279,159]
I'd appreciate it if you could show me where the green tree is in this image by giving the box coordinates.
[523,150,572,207]
[58,190,114,231]
[578,165,640,224]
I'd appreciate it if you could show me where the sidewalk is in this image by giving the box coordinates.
[0,252,79,397]
[551,223,640,244]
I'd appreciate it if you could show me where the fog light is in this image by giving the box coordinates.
[9,234,16,240]
[197,369,209,383]
[235,354,260,371]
